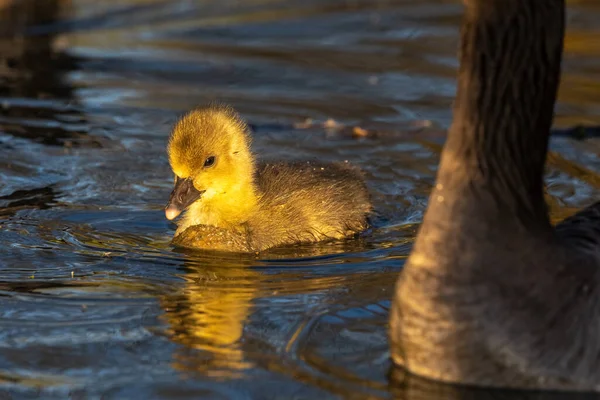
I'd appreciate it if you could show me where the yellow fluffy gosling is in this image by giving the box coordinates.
[165,104,371,252]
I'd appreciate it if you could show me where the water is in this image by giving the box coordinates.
[1,0,600,398]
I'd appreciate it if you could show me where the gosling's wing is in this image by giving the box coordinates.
[255,161,371,227]
[555,200,600,251]
[255,161,368,205]
[250,161,371,248]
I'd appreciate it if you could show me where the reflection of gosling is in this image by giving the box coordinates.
[165,104,371,252]
[160,264,257,377]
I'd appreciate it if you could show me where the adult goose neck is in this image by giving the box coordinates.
[439,0,564,216]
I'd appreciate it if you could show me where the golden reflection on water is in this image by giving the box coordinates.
[160,259,258,378]
[158,243,396,383]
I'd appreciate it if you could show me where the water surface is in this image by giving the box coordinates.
[1,0,600,398]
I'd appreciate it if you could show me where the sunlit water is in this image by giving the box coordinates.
[1,0,600,399]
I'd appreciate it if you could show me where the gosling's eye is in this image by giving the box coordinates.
[203,156,216,168]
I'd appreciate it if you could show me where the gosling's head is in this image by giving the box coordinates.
[165,104,255,220]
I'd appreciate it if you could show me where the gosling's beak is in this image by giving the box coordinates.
[165,177,203,220]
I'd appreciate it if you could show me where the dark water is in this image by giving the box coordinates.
[1,0,600,399]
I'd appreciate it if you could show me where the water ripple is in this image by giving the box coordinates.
[1,0,600,398]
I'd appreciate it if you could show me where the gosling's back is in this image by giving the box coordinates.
[248,161,371,250]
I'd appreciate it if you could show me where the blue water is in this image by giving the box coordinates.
[1,0,600,398]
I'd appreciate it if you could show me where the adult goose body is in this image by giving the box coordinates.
[390,0,600,391]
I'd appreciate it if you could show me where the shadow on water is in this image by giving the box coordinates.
[0,0,599,398]
[0,186,58,218]
[0,0,105,148]
[389,371,600,400]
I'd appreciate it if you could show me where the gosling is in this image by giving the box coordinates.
[165,104,371,253]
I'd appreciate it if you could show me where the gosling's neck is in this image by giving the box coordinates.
[176,175,259,234]
[410,0,565,272]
